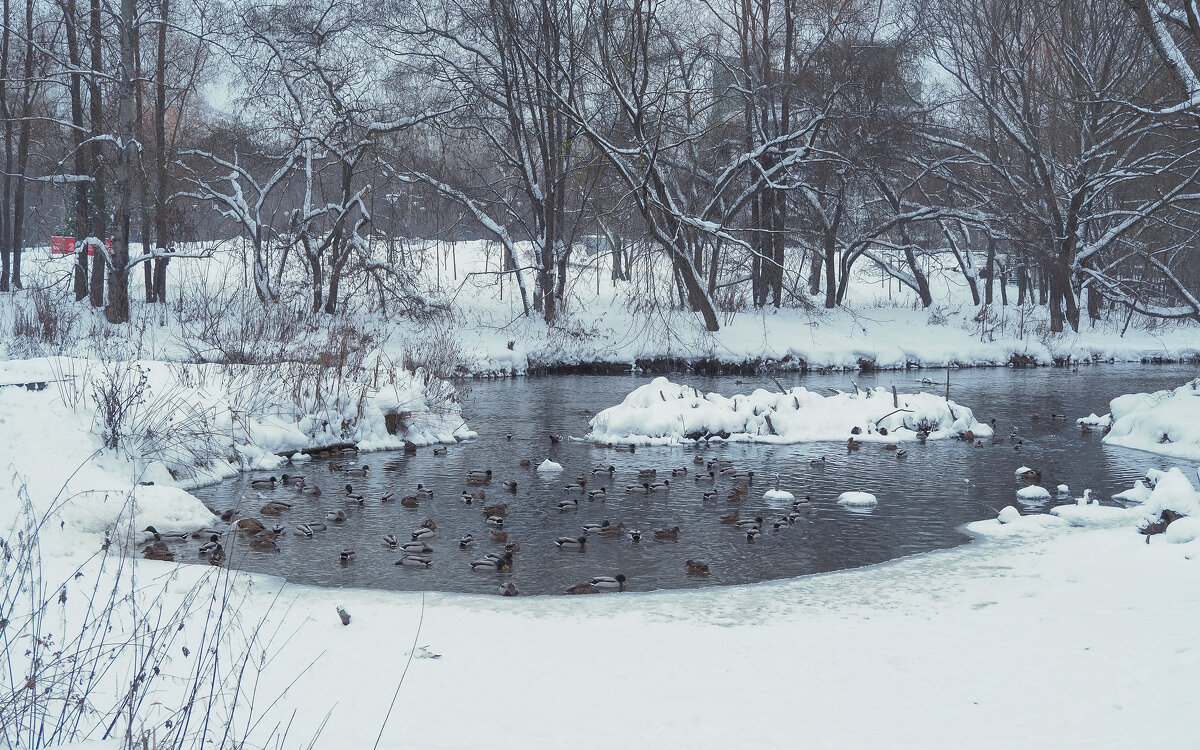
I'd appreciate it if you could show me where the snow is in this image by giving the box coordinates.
[996,505,1021,523]
[1016,485,1051,501]
[763,488,795,502]
[587,376,992,445]
[836,491,878,506]
[536,459,564,473]
[1083,377,1200,459]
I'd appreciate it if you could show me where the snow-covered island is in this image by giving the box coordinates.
[1079,377,1200,460]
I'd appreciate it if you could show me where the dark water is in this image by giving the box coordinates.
[191,365,1200,595]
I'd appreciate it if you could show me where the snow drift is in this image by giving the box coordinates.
[1080,377,1200,460]
[586,376,992,445]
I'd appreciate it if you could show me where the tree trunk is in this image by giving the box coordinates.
[87,0,107,308]
[61,0,89,300]
[151,0,170,303]
[823,232,837,309]
[105,0,136,324]
[0,0,10,293]
[984,235,995,305]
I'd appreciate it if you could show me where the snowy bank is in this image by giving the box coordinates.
[586,376,992,445]
[1080,377,1200,460]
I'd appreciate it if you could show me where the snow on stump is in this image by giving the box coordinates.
[1016,485,1051,501]
[764,488,795,502]
[997,505,1021,524]
[836,491,878,507]
[586,376,993,445]
[536,459,564,473]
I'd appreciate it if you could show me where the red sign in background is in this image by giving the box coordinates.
[50,236,113,256]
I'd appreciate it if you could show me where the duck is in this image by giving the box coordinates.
[396,554,433,568]
[191,527,225,539]
[653,526,681,541]
[294,524,314,538]
[671,467,688,476]
[648,480,671,491]
[460,491,475,505]
[381,491,395,503]
[773,516,793,530]
[458,534,475,549]
[326,509,347,523]
[735,516,764,530]
[596,522,626,537]
[565,582,600,595]
[703,490,718,502]
[281,474,305,486]
[234,518,266,534]
[259,501,291,516]
[724,470,755,482]
[270,522,286,535]
[628,529,642,542]
[433,446,447,456]
[250,531,279,551]
[883,444,898,451]
[467,469,493,483]
[198,535,222,554]
[420,519,437,531]
[503,481,518,493]
[484,516,503,529]
[207,544,226,567]
[500,582,519,597]
[693,455,704,465]
[694,471,716,483]
[339,549,356,562]
[142,526,189,542]
[555,536,588,549]
[344,484,365,503]
[719,510,739,524]
[415,484,434,499]
[685,559,710,575]
[483,502,508,516]
[589,574,628,590]
[1017,467,1043,482]
[401,495,420,508]
[382,534,399,548]
[583,521,614,534]
[557,499,579,511]
[637,468,657,478]
[411,527,435,541]
[549,434,563,444]
[745,528,761,542]
[810,456,826,467]
[490,530,509,543]
[519,458,532,467]
[505,540,521,553]
[1080,423,1094,435]
[345,465,370,477]
[329,461,345,472]
[299,484,322,496]
[707,458,733,470]
[625,482,652,494]
[896,449,908,458]
[591,465,615,476]
[249,476,277,489]
[587,487,607,501]
[793,495,813,508]
[307,521,328,531]
[402,540,433,554]
[847,438,862,451]
[563,479,587,492]
[470,552,513,571]
[142,540,175,562]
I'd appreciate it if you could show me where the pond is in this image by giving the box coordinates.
[191,364,1200,595]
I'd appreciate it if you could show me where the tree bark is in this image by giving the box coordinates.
[87,0,107,308]
[105,0,136,323]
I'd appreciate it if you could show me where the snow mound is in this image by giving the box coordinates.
[997,505,1021,524]
[536,459,564,473]
[1077,413,1112,427]
[1084,378,1200,460]
[1016,485,1051,501]
[587,377,992,445]
[1114,480,1153,503]
[1050,503,1136,528]
[764,489,795,502]
[837,491,878,507]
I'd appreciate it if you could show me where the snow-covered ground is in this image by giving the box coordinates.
[587,376,991,444]
[1079,377,1200,461]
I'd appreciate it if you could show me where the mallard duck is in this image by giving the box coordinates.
[549,434,563,444]
[694,471,716,483]
[191,527,224,538]
[198,535,221,554]
[896,449,908,458]
[792,495,813,508]
[637,468,657,478]
[582,521,612,534]
[588,487,606,501]
[1017,468,1043,482]
[281,474,305,486]
[685,559,710,575]
[382,534,398,548]
[565,582,600,594]
[625,482,651,493]
[596,522,625,537]
[519,458,532,467]
[294,524,314,538]
[250,476,277,489]
[648,480,670,491]
[503,481,518,493]
[270,522,285,535]
[344,484,365,503]
[345,465,370,477]
[725,471,754,482]
[500,582,519,596]
[250,531,279,551]
[483,502,508,516]
[260,501,290,516]
[381,491,395,503]
[703,490,718,502]
[505,540,521,552]
[326,509,347,523]
[329,461,345,472]
[207,544,225,567]
[307,521,328,531]
[591,465,615,476]
[401,495,419,507]
[433,446,447,456]
[396,554,432,568]
[142,526,188,542]
[485,515,504,527]
[402,540,433,554]
[614,444,635,453]
[719,510,739,524]
[628,529,642,542]
[557,498,578,511]
[810,456,826,467]
[489,530,508,543]
[564,479,587,492]
[143,540,175,561]
[470,552,512,570]
[745,528,761,542]
[1080,423,1094,435]
[671,467,688,476]
[460,491,475,505]
[555,536,587,549]
[707,458,732,470]
[847,438,862,451]
[735,516,764,529]
[652,526,680,541]
[589,574,628,590]
[458,534,475,548]
[773,516,793,530]
[693,455,704,465]
[467,469,493,482]
[340,446,359,456]
[300,484,322,496]
[883,444,898,451]
[339,549,356,562]
[234,518,266,534]
[411,527,435,541]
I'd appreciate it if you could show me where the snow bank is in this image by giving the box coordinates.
[587,376,992,445]
[1082,377,1200,460]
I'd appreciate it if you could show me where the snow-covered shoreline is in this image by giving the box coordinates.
[1078,377,1200,461]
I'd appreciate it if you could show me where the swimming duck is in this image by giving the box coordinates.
[648,480,671,491]
[1017,467,1043,482]
[458,534,475,549]
[500,582,519,596]
[467,469,493,484]
[250,531,279,551]
[694,471,716,483]
[490,530,509,543]
[564,479,587,492]
[234,518,266,534]
[628,529,642,542]
[281,474,305,486]
[249,476,277,489]
[896,449,908,458]
[810,456,826,467]
[433,446,447,456]
[486,515,505,527]
[693,456,704,465]
[519,458,532,467]
[685,560,710,576]
[415,484,434,499]
[381,491,395,503]
[588,487,607,501]
[344,485,364,503]
[411,527,435,541]
[329,461,345,471]
[557,498,579,511]
[345,465,370,477]
[792,495,813,508]
[719,511,739,524]
[772,517,792,530]
[702,490,718,502]
[191,527,225,539]
[745,528,761,542]
[460,491,475,505]
[671,467,688,476]
[555,536,588,549]
[307,521,328,531]
[339,549,356,562]
[847,438,862,451]
[270,522,286,535]
[596,523,625,537]
[483,502,508,516]
[592,465,615,476]
[470,552,512,571]
[401,495,419,507]
[637,468,657,478]
[503,481,518,493]
[589,574,628,590]
[207,544,226,567]
[653,526,681,541]
[142,526,189,542]
[583,521,613,534]
[565,583,600,594]
[299,483,322,496]
[260,501,291,516]
[420,519,437,531]
[735,516,764,530]
[402,540,433,554]
[549,434,563,444]
[382,534,399,548]
[505,540,521,552]
[143,540,175,561]
[294,524,314,538]
[625,483,652,494]
[326,509,347,523]
[396,554,433,568]
[198,535,222,554]
[883,444,898,451]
